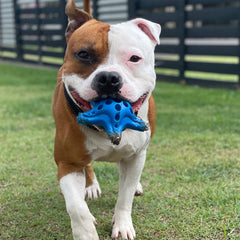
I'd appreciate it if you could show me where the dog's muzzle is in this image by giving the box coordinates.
[91,71,123,97]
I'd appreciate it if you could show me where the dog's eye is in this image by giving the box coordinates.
[75,49,96,63]
[129,55,142,63]
[75,50,90,60]
[78,50,89,58]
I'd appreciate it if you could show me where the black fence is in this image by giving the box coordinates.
[0,0,239,89]
[129,0,240,89]
[0,0,67,67]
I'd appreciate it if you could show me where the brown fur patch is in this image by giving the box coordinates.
[148,95,156,138]
[53,70,91,180]
[63,20,110,79]
[85,163,95,187]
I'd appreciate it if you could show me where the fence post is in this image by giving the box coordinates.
[0,1,2,58]
[36,0,42,64]
[238,6,240,90]
[13,0,23,61]
[59,0,68,55]
[178,0,186,84]
[92,0,98,19]
[128,0,137,20]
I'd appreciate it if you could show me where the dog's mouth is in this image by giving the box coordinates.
[69,88,148,116]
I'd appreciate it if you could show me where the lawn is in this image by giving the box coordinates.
[0,63,240,239]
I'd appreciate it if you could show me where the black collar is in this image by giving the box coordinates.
[64,83,83,116]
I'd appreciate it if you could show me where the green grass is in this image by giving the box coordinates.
[1,63,240,239]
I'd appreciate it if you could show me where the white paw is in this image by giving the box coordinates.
[111,211,136,240]
[85,178,101,200]
[72,212,99,240]
[135,182,143,196]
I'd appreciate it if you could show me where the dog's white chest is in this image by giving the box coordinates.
[82,127,151,163]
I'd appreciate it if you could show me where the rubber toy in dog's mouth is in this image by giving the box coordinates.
[77,98,149,145]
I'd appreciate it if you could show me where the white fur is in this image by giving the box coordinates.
[85,174,101,200]
[111,150,147,239]
[60,172,99,240]
[60,18,161,240]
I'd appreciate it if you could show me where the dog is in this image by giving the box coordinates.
[52,0,161,239]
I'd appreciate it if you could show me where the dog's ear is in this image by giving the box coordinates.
[132,18,161,45]
[65,0,92,41]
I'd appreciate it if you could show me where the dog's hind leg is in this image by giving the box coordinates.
[85,163,101,200]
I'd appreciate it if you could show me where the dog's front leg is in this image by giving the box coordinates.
[112,150,146,240]
[60,172,99,240]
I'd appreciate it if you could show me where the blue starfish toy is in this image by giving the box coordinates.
[77,98,149,145]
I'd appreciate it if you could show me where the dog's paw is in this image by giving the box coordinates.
[85,178,101,200]
[71,212,99,240]
[73,225,99,240]
[135,182,143,196]
[111,211,136,240]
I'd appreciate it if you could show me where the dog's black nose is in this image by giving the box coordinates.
[92,71,122,96]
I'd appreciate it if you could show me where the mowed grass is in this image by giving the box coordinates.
[0,63,240,239]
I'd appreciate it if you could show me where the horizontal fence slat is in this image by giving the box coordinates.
[40,17,62,25]
[98,1,126,7]
[22,49,63,58]
[22,39,65,47]
[20,18,38,24]
[185,77,238,89]
[186,0,238,5]
[0,56,17,61]
[41,29,63,36]
[156,60,181,69]
[18,8,37,14]
[0,29,15,34]
[156,74,180,83]
[20,17,61,25]
[186,45,239,56]
[21,29,38,36]
[98,5,127,14]
[139,11,180,24]
[186,6,239,22]
[161,28,180,38]
[22,51,63,59]
[22,40,41,46]
[21,29,63,36]
[22,49,39,55]
[41,40,65,47]
[185,62,239,74]
[41,51,64,58]
[156,44,180,54]
[0,47,16,52]
[138,0,179,9]
[186,25,238,38]
[19,6,60,15]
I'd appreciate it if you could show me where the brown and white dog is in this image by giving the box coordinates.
[52,0,161,239]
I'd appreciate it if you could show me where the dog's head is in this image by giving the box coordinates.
[62,0,161,115]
